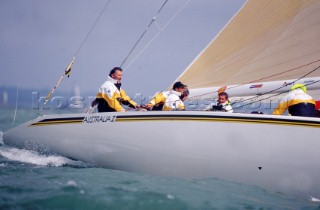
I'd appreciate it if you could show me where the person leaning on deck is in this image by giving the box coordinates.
[146,81,187,110]
[163,88,189,111]
[204,92,233,112]
[272,84,317,117]
[92,67,139,112]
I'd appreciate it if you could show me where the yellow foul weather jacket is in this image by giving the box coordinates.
[147,91,170,109]
[273,88,316,116]
[96,76,137,112]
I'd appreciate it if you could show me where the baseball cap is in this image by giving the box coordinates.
[173,81,187,89]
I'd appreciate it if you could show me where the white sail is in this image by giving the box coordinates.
[176,0,320,99]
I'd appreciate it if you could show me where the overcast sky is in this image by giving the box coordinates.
[0,0,245,98]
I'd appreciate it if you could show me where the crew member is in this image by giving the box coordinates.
[272,84,316,117]
[316,100,320,117]
[205,92,233,112]
[147,81,187,110]
[163,88,189,111]
[93,67,138,112]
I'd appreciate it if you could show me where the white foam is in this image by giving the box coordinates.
[310,196,320,202]
[0,147,73,167]
[167,194,175,200]
[66,180,78,187]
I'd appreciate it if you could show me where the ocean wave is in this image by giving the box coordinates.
[310,196,320,202]
[0,146,76,167]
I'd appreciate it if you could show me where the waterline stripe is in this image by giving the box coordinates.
[28,114,320,128]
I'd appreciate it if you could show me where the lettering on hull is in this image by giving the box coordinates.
[83,116,116,123]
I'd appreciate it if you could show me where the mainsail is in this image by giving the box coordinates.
[176,0,320,99]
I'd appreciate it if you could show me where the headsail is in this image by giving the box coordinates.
[175,0,320,99]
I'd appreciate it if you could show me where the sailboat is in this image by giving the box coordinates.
[3,0,320,198]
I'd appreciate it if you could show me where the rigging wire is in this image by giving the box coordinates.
[231,64,320,110]
[187,58,320,101]
[125,0,192,70]
[232,79,320,112]
[120,0,169,68]
[189,78,320,112]
[74,0,112,57]
[41,0,112,111]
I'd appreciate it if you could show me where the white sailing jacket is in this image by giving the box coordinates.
[163,90,185,111]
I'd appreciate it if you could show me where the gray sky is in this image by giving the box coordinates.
[0,0,245,98]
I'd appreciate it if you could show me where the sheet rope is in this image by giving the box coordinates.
[187,58,320,105]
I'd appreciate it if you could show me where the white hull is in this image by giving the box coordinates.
[3,111,320,197]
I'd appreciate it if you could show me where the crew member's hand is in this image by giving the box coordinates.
[137,105,150,112]
[139,104,151,111]
[91,99,98,107]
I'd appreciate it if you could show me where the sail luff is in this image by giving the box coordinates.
[176,0,320,90]
[173,0,249,86]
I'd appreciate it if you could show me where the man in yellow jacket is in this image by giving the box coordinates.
[94,67,138,112]
[273,84,316,117]
[147,81,187,110]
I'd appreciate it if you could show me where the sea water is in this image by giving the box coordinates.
[1,107,319,210]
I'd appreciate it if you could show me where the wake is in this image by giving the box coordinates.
[310,196,320,202]
[0,146,76,167]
